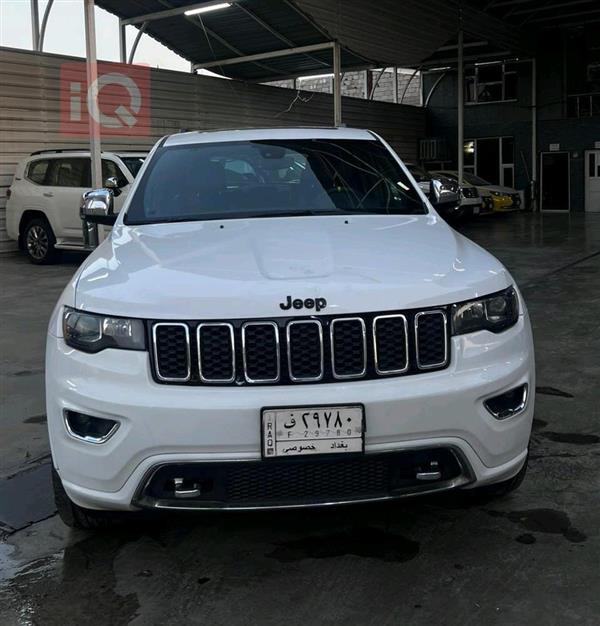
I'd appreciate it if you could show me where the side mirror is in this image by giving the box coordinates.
[80,188,117,226]
[104,176,123,197]
[429,177,461,213]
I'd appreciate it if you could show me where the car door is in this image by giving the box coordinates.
[44,157,92,242]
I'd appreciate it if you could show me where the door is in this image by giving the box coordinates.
[45,157,92,241]
[585,150,600,212]
[540,152,570,212]
[476,138,500,185]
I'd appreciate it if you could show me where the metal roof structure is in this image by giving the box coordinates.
[91,0,539,81]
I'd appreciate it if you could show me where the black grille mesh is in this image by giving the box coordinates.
[199,325,234,381]
[416,313,447,367]
[288,322,322,380]
[374,316,408,373]
[243,324,279,381]
[332,319,365,377]
[151,310,448,385]
[154,325,189,380]
[143,449,464,507]
[227,456,388,502]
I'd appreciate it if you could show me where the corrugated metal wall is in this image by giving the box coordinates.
[0,46,425,253]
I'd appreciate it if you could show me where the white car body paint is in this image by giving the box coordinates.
[46,127,535,512]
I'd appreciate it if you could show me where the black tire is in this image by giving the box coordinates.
[23,217,58,265]
[465,453,528,501]
[52,465,125,530]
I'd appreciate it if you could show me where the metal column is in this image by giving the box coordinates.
[457,29,464,186]
[119,21,127,63]
[333,42,342,126]
[531,58,537,211]
[30,0,40,51]
[84,0,101,247]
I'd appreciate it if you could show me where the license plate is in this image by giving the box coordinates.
[262,405,364,458]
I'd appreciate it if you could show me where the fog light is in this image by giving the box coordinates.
[484,384,528,420]
[64,410,119,443]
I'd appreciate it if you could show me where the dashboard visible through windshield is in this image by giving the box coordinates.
[124,138,426,225]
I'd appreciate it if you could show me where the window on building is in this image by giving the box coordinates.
[465,62,518,104]
[463,137,515,187]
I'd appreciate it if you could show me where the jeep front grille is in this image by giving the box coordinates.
[150,309,450,386]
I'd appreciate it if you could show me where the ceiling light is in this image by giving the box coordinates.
[185,3,232,16]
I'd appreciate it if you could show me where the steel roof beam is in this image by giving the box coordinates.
[192,42,335,71]
[510,0,595,16]
[528,8,600,22]
[235,4,330,69]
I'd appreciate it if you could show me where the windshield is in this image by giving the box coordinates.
[120,156,146,178]
[125,139,426,225]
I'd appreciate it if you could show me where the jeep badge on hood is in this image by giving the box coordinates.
[279,296,327,312]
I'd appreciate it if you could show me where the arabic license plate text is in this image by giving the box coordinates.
[262,405,364,458]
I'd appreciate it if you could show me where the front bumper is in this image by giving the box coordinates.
[47,315,534,511]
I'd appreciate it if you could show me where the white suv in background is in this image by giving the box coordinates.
[6,150,146,264]
[47,128,534,529]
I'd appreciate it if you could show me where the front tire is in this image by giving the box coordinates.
[52,466,124,530]
[23,217,58,264]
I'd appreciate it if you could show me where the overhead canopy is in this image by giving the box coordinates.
[95,0,597,80]
[95,0,372,81]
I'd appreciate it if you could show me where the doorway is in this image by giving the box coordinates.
[585,150,600,212]
[540,151,570,212]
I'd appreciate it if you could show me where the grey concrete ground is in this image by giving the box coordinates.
[0,213,599,625]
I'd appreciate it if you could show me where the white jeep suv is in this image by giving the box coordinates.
[6,149,146,263]
[46,128,534,529]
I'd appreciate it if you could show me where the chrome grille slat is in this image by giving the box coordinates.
[373,314,409,375]
[415,311,448,369]
[330,317,367,380]
[242,321,280,383]
[152,323,191,382]
[287,320,324,382]
[197,323,235,383]
[151,310,450,385]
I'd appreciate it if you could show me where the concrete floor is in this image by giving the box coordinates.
[0,212,599,625]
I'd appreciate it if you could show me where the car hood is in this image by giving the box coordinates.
[74,215,512,319]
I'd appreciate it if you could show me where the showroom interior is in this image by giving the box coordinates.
[0,1,599,624]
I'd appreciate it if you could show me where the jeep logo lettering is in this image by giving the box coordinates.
[279,296,327,312]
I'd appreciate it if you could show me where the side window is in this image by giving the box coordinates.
[50,158,91,188]
[102,160,128,187]
[26,159,50,185]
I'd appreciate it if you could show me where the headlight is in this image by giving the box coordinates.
[451,287,519,335]
[490,191,504,197]
[63,307,146,353]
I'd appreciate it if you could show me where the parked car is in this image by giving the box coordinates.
[405,163,471,221]
[6,149,147,264]
[47,127,534,529]
[432,170,495,215]
[435,171,521,212]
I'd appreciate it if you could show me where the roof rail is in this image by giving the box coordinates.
[30,148,88,156]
